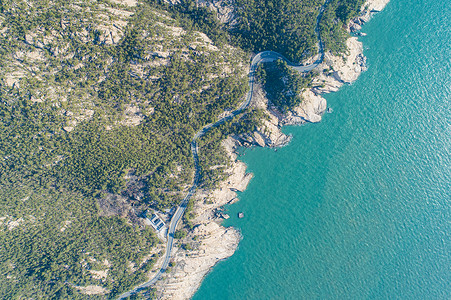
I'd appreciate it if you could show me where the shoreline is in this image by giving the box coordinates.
[150,1,390,299]
[152,138,250,299]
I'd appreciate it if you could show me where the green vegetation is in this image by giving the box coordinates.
[174,230,187,239]
[181,243,192,250]
[232,0,366,60]
[183,198,196,230]
[144,0,231,46]
[0,0,368,297]
[320,0,366,54]
[0,0,248,297]
[0,181,158,299]
[197,109,266,187]
[256,60,313,111]
[0,0,249,207]
[145,0,365,61]
[232,0,321,62]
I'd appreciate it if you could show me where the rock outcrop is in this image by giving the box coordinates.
[154,137,250,300]
[151,1,391,299]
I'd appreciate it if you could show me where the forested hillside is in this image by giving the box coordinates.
[231,0,365,61]
[320,0,366,54]
[0,0,365,298]
[0,0,249,297]
[256,60,313,111]
[232,0,322,62]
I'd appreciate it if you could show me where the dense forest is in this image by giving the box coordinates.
[0,0,248,297]
[0,0,366,298]
[231,0,322,62]
[320,0,366,54]
[231,0,365,61]
[143,0,365,61]
[256,59,313,110]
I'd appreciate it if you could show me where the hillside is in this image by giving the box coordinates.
[0,0,364,298]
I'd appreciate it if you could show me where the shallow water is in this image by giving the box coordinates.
[193,0,451,298]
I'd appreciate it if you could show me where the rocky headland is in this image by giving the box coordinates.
[149,1,391,299]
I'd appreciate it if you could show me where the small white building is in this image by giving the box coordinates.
[145,211,166,232]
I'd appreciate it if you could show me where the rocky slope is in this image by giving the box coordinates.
[239,0,392,149]
[142,0,392,299]
[153,137,250,300]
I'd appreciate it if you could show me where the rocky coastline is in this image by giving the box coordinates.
[151,1,390,299]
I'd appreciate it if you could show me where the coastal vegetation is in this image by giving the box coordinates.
[320,0,366,54]
[0,0,248,297]
[231,0,365,61]
[174,230,187,239]
[0,0,367,298]
[143,0,230,46]
[256,60,313,111]
[143,0,366,60]
[0,180,159,298]
[232,0,322,62]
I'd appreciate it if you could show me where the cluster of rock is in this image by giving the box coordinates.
[231,0,391,150]
[147,1,391,299]
[198,0,236,24]
[152,137,250,299]
[348,0,391,32]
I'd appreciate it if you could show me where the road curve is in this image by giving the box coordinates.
[117,1,330,298]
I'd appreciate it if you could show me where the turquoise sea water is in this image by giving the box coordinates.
[193,0,450,299]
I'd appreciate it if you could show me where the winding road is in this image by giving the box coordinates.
[117,1,330,299]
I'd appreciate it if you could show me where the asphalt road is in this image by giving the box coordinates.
[117,1,330,298]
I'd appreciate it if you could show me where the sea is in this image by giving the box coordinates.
[192,0,451,299]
